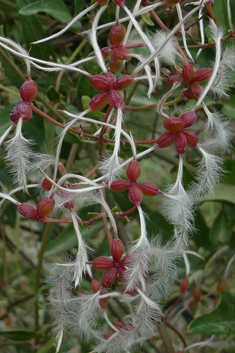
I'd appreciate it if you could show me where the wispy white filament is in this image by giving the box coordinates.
[176,3,194,62]
[196,7,204,58]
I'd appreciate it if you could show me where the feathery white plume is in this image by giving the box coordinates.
[152,31,177,65]
[176,3,194,63]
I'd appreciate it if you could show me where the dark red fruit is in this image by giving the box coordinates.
[126,160,141,182]
[183,130,198,147]
[180,277,189,293]
[36,197,55,218]
[175,131,187,154]
[20,79,38,101]
[138,182,160,196]
[113,75,134,90]
[91,279,101,292]
[109,24,126,45]
[193,68,213,83]
[108,90,123,109]
[10,101,32,123]
[18,203,37,219]
[89,92,109,111]
[41,179,53,191]
[64,200,74,211]
[157,132,175,148]
[128,185,143,206]
[111,239,124,262]
[193,287,202,299]
[179,110,197,128]
[92,256,114,270]
[101,267,118,288]
[163,117,184,133]
[90,75,111,92]
[110,179,131,192]
[188,82,202,100]
[182,63,194,83]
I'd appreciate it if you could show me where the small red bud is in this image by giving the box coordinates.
[188,82,202,101]
[10,101,32,123]
[217,280,227,292]
[101,46,113,59]
[112,45,131,60]
[163,117,184,133]
[119,253,133,267]
[167,75,183,85]
[112,0,125,7]
[182,63,194,84]
[104,72,116,85]
[179,110,197,128]
[101,267,118,288]
[109,24,126,45]
[18,203,37,219]
[193,287,202,299]
[90,75,111,92]
[157,132,175,148]
[111,238,124,262]
[181,87,194,100]
[41,178,53,191]
[126,160,141,182]
[92,256,114,270]
[36,197,55,218]
[89,92,109,111]
[64,200,74,211]
[128,185,143,206]
[109,56,124,73]
[108,90,123,109]
[110,179,131,192]
[91,279,101,292]
[138,182,160,196]
[193,68,213,83]
[113,75,134,90]
[180,277,189,293]
[20,79,38,101]
[182,130,198,147]
[175,131,187,154]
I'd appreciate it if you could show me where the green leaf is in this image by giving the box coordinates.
[46,85,60,102]
[44,119,56,155]
[44,222,103,257]
[213,0,229,28]
[0,104,14,134]
[189,292,235,335]
[222,93,235,118]
[209,209,233,244]
[74,0,85,14]
[37,338,56,353]
[0,330,36,341]
[222,158,235,185]
[204,184,235,205]
[141,13,154,26]
[19,0,80,27]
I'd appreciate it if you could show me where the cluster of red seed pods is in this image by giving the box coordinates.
[168,63,212,101]
[110,160,160,206]
[89,71,134,110]
[157,110,198,154]
[18,196,55,223]
[10,78,38,123]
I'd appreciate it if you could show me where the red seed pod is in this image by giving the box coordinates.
[217,280,227,292]
[64,200,74,211]
[90,75,111,92]
[110,179,131,192]
[108,90,123,109]
[109,24,126,45]
[163,117,184,133]
[36,216,47,223]
[101,267,118,288]
[119,253,133,267]
[109,56,124,73]
[92,256,114,270]
[188,82,202,101]
[126,160,141,182]
[20,79,38,101]
[193,287,202,299]
[41,178,53,191]
[99,297,108,309]
[10,101,32,123]
[104,71,116,85]
[175,131,187,154]
[167,75,183,85]
[18,203,37,219]
[179,110,197,128]
[101,46,113,59]
[89,92,109,111]
[128,185,143,206]
[182,129,198,147]
[138,182,160,196]
[36,197,55,218]
[113,75,134,90]
[118,266,126,280]
[182,63,194,84]
[180,277,189,293]
[111,238,124,262]
[91,279,101,292]
[157,132,175,148]
[112,45,131,60]
[112,0,125,7]
[193,68,213,83]
[181,87,194,100]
